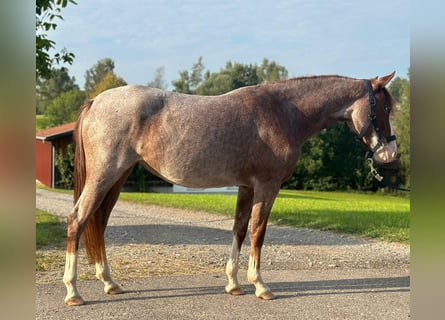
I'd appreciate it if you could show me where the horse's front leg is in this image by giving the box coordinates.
[247,184,280,300]
[225,186,253,295]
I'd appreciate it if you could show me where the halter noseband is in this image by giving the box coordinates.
[358,80,396,155]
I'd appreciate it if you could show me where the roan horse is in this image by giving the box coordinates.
[63,72,398,305]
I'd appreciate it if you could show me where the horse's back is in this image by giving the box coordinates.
[83,85,298,188]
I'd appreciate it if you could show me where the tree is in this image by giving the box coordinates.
[172,57,288,95]
[284,123,375,191]
[388,71,410,187]
[171,57,205,94]
[172,70,192,94]
[44,88,86,127]
[257,58,289,83]
[88,71,127,98]
[190,56,205,90]
[36,67,78,114]
[195,60,289,95]
[84,58,116,96]
[36,0,76,79]
[147,66,167,89]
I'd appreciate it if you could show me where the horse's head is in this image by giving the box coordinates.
[348,72,398,164]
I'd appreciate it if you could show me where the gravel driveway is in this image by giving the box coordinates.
[36,188,410,319]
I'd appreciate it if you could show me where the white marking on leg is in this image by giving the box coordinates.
[95,259,123,295]
[225,238,242,294]
[248,254,272,299]
[63,252,82,303]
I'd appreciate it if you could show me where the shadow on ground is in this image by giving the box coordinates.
[81,275,409,305]
[105,223,364,246]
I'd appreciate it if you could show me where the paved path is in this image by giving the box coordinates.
[36,189,410,319]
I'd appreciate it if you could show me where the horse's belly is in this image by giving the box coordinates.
[158,163,242,189]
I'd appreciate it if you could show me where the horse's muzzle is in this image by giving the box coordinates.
[372,140,398,164]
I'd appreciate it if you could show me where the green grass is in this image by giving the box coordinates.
[271,190,409,242]
[119,190,410,243]
[37,186,410,243]
[36,210,66,248]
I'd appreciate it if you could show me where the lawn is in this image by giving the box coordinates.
[36,188,409,244]
[119,189,410,243]
[36,210,66,272]
[36,210,66,248]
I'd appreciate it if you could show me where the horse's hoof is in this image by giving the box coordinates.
[258,291,276,300]
[65,296,85,306]
[105,285,124,295]
[226,286,244,296]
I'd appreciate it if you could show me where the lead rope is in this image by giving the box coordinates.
[366,155,383,182]
[366,152,411,191]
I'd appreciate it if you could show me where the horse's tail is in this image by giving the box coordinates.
[73,99,92,204]
[73,99,105,264]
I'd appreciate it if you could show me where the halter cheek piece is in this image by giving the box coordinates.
[358,80,397,155]
[358,80,397,181]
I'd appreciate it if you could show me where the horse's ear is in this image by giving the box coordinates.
[371,71,395,90]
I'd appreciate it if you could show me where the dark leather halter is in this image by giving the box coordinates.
[358,79,402,184]
[358,80,397,155]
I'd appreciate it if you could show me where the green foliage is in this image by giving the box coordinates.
[88,71,127,99]
[36,114,51,131]
[44,88,86,127]
[257,58,289,82]
[284,123,376,191]
[196,61,261,95]
[388,72,410,188]
[172,70,192,94]
[147,66,167,89]
[54,143,75,189]
[36,0,77,79]
[172,57,288,95]
[190,56,205,89]
[36,67,78,114]
[84,58,116,95]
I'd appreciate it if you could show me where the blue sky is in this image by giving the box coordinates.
[50,0,410,89]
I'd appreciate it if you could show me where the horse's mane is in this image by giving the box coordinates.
[265,74,355,86]
[261,75,395,106]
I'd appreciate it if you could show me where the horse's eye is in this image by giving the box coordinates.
[384,105,391,114]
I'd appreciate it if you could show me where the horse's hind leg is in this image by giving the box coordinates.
[63,167,133,306]
[225,186,253,296]
[94,167,133,295]
[63,181,110,306]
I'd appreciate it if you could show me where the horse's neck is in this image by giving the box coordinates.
[274,77,364,139]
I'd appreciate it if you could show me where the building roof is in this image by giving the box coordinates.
[36,122,76,141]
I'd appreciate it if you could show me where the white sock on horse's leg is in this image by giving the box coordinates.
[225,238,244,295]
[63,252,84,306]
[247,254,275,300]
[95,260,124,295]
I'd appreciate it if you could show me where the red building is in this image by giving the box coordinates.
[36,122,75,188]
